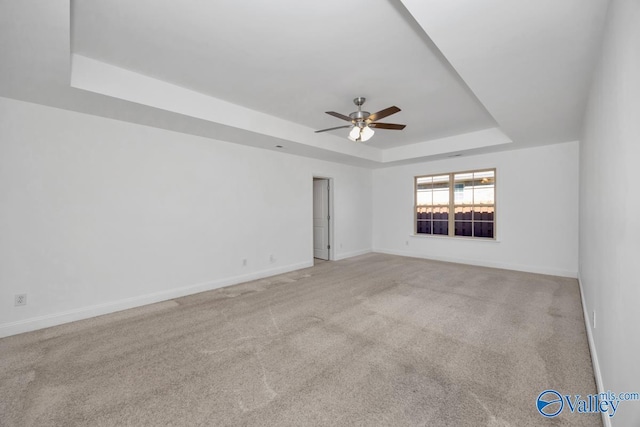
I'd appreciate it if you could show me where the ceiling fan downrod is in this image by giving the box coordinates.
[350,97,369,127]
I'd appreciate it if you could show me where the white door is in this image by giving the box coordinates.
[313,179,330,260]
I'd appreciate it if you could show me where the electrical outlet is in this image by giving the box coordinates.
[270,254,276,263]
[14,294,27,306]
[242,258,247,267]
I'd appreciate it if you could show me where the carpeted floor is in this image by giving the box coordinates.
[0,253,600,426]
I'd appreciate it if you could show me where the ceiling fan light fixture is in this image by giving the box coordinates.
[348,126,361,141]
[360,125,375,142]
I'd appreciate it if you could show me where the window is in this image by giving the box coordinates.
[415,169,495,239]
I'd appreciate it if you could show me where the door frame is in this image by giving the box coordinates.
[312,176,334,261]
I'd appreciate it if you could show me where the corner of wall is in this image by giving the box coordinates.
[577,274,611,427]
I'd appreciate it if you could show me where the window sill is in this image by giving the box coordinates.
[410,234,500,243]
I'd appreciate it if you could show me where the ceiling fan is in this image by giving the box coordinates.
[315,97,406,142]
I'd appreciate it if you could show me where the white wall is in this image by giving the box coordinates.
[0,97,372,337]
[373,141,579,277]
[579,0,640,425]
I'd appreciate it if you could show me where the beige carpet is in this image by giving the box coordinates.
[0,253,600,426]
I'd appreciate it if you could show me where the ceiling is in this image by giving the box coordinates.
[1,0,611,167]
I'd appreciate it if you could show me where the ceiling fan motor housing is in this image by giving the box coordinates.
[350,97,370,126]
[349,110,370,125]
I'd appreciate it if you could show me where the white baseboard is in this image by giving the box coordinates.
[333,248,372,261]
[372,248,578,278]
[577,275,610,427]
[0,261,313,339]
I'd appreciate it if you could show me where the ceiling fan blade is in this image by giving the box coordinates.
[315,125,352,133]
[369,122,406,130]
[367,106,400,122]
[325,111,353,122]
